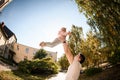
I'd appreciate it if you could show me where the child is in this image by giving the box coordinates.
[40,27,71,48]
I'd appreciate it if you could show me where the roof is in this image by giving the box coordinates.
[0,22,17,40]
[0,0,12,11]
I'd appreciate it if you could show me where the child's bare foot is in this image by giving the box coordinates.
[40,42,46,47]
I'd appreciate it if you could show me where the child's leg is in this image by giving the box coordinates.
[45,38,61,48]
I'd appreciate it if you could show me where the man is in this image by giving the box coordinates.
[62,41,85,80]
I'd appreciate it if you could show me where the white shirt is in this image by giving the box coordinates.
[65,59,82,80]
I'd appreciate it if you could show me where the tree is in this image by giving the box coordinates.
[58,54,69,70]
[75,0,120,64]
[34,49,47,59]
[85,31,102,67]
[68,25,106,68]
[68,25,84,56]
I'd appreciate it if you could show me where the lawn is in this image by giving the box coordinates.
[0,70,50,80]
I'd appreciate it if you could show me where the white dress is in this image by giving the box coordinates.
[65,59,82,80]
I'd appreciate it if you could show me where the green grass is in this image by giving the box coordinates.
[0,70,50,80]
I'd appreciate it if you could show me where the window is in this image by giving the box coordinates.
[17,45,19,50]
[25,48,29,53]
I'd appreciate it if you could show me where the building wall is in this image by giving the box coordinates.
[13,43,38,63]
[0,36,6,45]
[46,51,57,62]
[13,43,57,63]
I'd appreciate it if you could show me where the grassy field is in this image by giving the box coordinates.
[0,70,50,80]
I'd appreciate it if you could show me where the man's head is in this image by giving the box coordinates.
[74,53,85,64]
[79,54,85,64]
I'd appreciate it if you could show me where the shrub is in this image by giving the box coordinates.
[18,58,59,75]
[58,54,69,70]
[108,50,120,65]
[34,49,47,59]
[18,59,31,73]
[85,67,102,76]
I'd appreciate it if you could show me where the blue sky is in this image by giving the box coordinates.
[0,0,90,58]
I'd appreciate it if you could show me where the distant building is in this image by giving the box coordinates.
[13,43,38,63]
[0,0,12,11]
[46,51,57,62]
[0,22,57,63]
[13,43,57,63]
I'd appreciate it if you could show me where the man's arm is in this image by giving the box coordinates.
[63,42,74,64]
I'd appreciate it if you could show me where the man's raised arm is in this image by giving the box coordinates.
[63,42,74,64]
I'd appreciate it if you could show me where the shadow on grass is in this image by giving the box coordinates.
[78,64,120,80]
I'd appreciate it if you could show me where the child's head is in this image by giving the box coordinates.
[61,27,66,32]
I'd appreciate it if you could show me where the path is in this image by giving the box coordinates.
[48,72,66,80]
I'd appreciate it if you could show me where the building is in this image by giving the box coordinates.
[0,22,57,63]
[13,43,57,63]
[13,43,38,63]
[0,22,17,62]
[46,51,57,62]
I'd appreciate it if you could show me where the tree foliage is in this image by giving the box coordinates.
[75,0,120,48]
[18,49,59,74]
[34,49,47,59]
[58,54,69,70]
[68,25,107,68]
[75,0,120,64]
[18,58,59,74]
[68,25,84,56]
[84,31,104,67]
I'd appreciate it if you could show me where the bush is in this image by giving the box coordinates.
[58,54,69,70]
[18,59,31,73]
[31,58,58,74]
[85,67,102,76]
[18,58,59,75]
[108,50,120,65]
[34,49,47,59]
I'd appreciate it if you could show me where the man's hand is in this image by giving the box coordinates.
[67,31,71,35]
